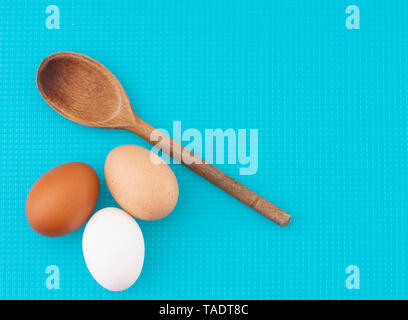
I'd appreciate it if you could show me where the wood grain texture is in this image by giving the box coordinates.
[36,52,291,227]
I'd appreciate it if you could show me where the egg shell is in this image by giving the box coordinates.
[104,145,179,220]
[82,207,145,291]
[25,162,100,237]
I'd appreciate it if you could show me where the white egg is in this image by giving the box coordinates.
[82,207,145,291]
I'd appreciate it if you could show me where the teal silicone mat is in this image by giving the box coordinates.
[0,0,407,299]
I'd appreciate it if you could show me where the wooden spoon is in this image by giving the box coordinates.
[36,52,291,227]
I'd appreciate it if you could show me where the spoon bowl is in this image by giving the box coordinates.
[36,52,291,227]
[37,52,133,128]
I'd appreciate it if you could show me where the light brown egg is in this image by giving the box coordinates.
[105,145,179,220]
[26,162,100,237]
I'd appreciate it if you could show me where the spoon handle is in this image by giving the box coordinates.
[129,119,291,227]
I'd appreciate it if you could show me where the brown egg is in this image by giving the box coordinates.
[105,145,179,220]
[26,162,100,237]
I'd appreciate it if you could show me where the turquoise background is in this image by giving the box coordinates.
[0,0,407,299]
